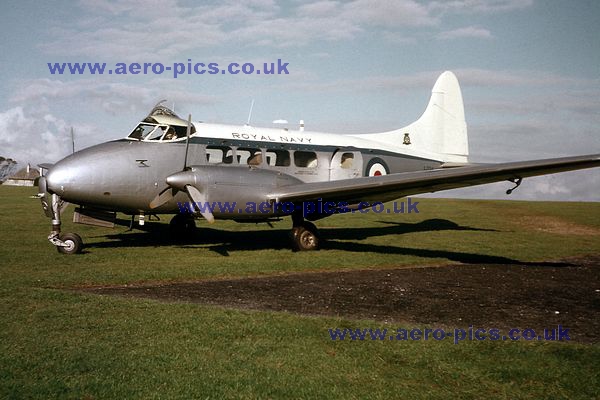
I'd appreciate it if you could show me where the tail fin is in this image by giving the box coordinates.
[357,71,469,163]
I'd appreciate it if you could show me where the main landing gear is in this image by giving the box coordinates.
[169,213,197,239]
[45,204,320,253]
[168,212,321,251]
[290,213,321,251]
[45,193,84,254]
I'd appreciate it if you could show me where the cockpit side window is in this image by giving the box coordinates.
[129,119,195,141]
[164,125,190,140]
[128,123,157,140]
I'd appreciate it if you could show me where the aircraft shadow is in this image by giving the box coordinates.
[88,218,487,248]
[323,219,495,241]
[82,218,573,266]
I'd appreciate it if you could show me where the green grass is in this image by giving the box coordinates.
[1,185,599,399]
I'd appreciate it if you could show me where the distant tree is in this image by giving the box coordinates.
[0,157,18,183]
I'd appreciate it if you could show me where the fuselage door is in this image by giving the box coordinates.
[329,150,363,181]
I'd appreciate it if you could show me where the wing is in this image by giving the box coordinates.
[267,154,600,204]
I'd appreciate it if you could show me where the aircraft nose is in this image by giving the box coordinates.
[45,140,120,199]
[46,160,74,196]
[43,140,149,208]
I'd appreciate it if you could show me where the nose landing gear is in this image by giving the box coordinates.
[52,232,84,255]
[45,193,84,255]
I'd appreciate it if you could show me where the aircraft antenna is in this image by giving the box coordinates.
[183,114,192,170]
[70,127,75,154]
[246,99,255,126]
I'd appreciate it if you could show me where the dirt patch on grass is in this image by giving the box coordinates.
[518,216,600,236]
[82,254,600,343]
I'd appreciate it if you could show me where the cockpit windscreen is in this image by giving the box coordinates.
[128,123,193,141]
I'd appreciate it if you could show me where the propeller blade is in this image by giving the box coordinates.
[183,114,191,170]
[185,185,214,224]
[149,187,176,209]
[150,169,196,209]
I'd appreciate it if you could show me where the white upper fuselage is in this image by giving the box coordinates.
[156,121,447,164]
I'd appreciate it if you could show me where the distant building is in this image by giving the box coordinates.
[3,164,40,187]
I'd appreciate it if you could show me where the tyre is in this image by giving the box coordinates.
[291,221,320,251]
[170,214,197,239]
[56,232,83,255]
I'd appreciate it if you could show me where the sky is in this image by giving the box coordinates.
[0,0,598,201]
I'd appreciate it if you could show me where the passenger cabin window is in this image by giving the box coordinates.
[237,148,263,165]
[340,153,354,169]
[266,150,291,167]
[206,146,233,164]
[294,151,318,168]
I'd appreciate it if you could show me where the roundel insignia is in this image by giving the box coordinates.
[365,158,389,177]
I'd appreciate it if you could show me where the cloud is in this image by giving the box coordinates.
[469,93,600,120]
[10,78,217,115]
[34,0,540,61]
[3,76,220,164]
[341,0,438,28]
[40,0,445,57]
[281,70,439,93]
[428,0,534,14]
[226,15,361,48]
[42,0,237,60]
[281,68,600,97]
[296,1,340,18]
[452,68,596,87]
[36,0,538,59]
[0,106,76,164]
[437,26,492,40]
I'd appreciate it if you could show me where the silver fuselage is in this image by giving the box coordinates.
[45,124,442,219]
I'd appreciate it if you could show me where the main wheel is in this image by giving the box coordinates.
[291,221,320,251]
[170,214,197,239]
[56,232,83,255]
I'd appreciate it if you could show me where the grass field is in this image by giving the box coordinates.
[1,185,599,399]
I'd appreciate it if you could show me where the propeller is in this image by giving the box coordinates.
[149,187,176,209]
[149,114,192,208]
[183,114,191,170]
[149,114,215,223]
[185,184,214,223]
[163,169,215,223]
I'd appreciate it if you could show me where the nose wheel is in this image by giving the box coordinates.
[55,233,84,255]
[45,193,84,255]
